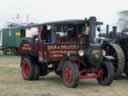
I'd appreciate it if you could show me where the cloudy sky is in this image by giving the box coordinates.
[0,0,127,27]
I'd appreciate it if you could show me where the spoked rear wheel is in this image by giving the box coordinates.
[21,57,40,80]
[22,63,29,78]
[97,59,114,85]
[63,61,79,88]
[39,63,48,76]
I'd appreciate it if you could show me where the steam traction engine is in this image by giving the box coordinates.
[18,17,114,88]
[99,26,128,77]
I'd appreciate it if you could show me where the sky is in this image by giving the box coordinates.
[0,0,128,28]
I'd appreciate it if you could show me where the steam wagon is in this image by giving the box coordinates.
[1,26,26,54]
[18,17,114,88]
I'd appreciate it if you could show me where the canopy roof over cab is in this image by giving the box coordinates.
[43,19,85,25]
[26,19,87,28]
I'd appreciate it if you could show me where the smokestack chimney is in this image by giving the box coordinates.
[106,24,109,38]
[88,16,97,43]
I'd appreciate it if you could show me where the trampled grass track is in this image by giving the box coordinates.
[0,55,128,96]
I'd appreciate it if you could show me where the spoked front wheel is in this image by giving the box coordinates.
[62,61,79,88]
[97,59,114,85]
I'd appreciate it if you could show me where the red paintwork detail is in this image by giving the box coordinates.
[64,65,73,83]
[22,63,29,78]
[80,69,103,79]
[46,44,86,61]
[18,40,33,54]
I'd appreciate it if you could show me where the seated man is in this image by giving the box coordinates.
[46,30,52,43]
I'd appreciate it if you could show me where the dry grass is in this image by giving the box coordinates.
[0,55,128,96]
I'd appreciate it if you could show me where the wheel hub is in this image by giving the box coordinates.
[64,65,73,83]
[22,63,29,78]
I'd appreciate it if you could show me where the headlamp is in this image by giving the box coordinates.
[78,50,84,56]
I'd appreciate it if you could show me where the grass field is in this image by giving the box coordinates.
[0,55,128,96]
